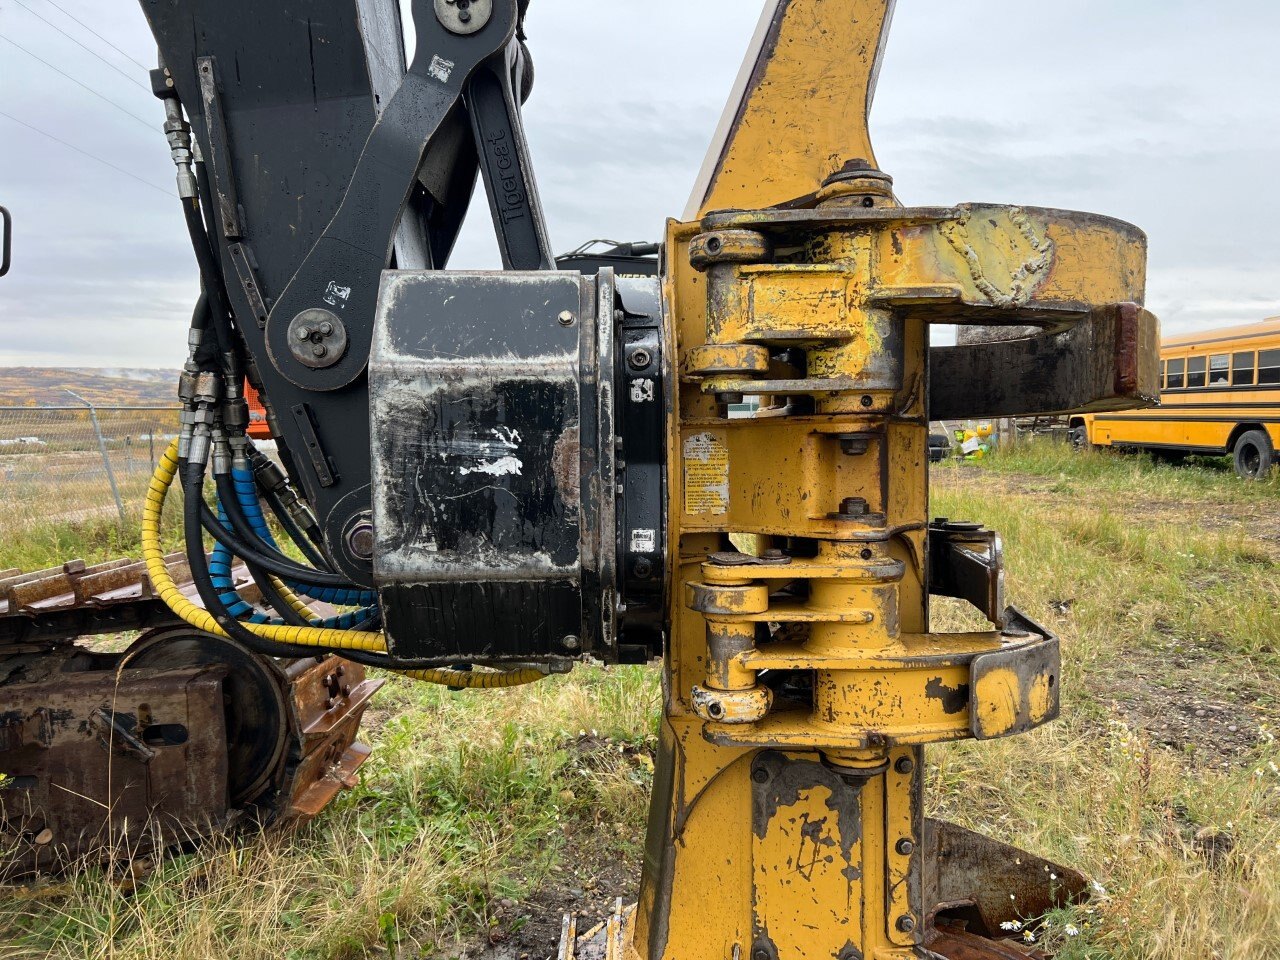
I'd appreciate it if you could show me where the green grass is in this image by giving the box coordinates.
[929,439,1280,958]
[1,669,660,960]
[4,437,1280,958]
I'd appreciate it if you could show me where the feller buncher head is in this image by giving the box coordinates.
[0,0,1158,954]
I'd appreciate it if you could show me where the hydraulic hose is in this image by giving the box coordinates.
[259,480,331,570]
[144,440,547,689]
[198,498,355,587]
[210,498,375,629]
[227,465,374,607]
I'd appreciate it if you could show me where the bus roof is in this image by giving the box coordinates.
[1163,316,1280,349]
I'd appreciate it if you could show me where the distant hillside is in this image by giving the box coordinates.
[0,368,179,407]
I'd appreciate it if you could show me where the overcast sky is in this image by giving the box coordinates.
[1,1,1277,367]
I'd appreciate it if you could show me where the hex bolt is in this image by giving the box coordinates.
[562,634,581,650]
[311,343,328,358]
[628,348,652,370]
[896,838,915,856]
[860,394,874,408]
[896,916,916,934]
[557,310,576,326]
[753,950,770,960]
[894,756,915,775]
[839,496,868,517]
[763,548,786,560]
[751,767,770,784]
[319,320,333,336]
[859,547,873,560]
[634,557,654,579]
[296,326,312,341]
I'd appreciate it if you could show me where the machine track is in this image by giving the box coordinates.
[0,557,381,879]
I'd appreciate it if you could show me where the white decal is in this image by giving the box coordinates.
[630,378,655,403]
[460,455,523,478]
[630,528,657,553]
[428,55,455,83]
[323,281,352,307]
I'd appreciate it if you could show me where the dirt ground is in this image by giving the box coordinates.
[462,736,646,960]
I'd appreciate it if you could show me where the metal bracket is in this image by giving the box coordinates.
[969,609,1061,740]
[195,56,244,239]
[927,520,1004,626]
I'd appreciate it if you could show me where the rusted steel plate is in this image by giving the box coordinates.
[282,656,383,820]
[930,302,1160,420]
[0,640,381,878]
[0,665,231,879]
[923,818,1089,940]
[927,924,1045,960]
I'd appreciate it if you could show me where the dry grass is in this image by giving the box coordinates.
[3,438,1279,958]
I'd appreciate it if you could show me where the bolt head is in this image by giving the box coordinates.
[319,321,333,336]
[860,394,874,408]
[839,496,868,517]
[896,915,916,933]
[296,326,312,341]
[557,310,576,326]
[751,767,769,784]
[894,756,915,775]
[896,838,915,856]
[561,634,581,651]
[346,520,375,560]
[311,343,328,358]
[627,348,652,370]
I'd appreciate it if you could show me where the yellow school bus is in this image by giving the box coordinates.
[1072,317,1280,479]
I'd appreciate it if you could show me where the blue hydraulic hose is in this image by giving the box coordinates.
[211,485,375,629]
[230,466,376,607]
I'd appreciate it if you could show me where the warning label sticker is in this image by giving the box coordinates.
[683,431,729,515]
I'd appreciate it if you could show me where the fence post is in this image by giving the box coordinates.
[66,390,127,526]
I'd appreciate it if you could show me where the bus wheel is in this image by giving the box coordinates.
[1069,425,1088,450]
[1233,429,1273,480]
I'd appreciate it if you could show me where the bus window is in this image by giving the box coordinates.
[1160,359,1167,388]
[1208,354,1230,385]
[1259,349,1280,385]
[1167,357,1185,389]
[1187,356,1206,388]
[1233,351,1255,386]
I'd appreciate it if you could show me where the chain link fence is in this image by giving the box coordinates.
[0,401,183,540]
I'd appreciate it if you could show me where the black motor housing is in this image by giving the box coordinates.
[369,269,666,664]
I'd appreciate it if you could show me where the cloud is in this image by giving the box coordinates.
[0,1,1276,367]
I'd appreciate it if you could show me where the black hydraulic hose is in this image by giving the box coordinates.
[198,499,356,587]
[251,565,313,627]
[212,471,355,586]
[182,199,234,364]
[257,481,334,571]
[181,459,331,660]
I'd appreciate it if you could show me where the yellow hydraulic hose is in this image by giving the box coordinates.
[142,439,546,689]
